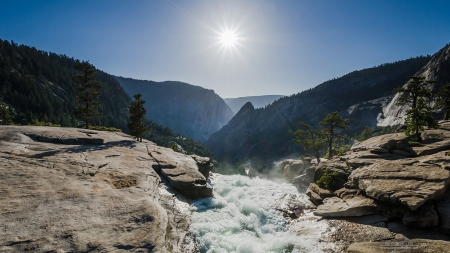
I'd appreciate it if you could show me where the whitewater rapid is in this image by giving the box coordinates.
[189,174,336,253]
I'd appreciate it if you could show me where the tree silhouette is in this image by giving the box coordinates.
[127,94,151,142]
[72,61,103,129]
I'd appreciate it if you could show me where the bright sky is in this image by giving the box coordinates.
[1,0,450,98]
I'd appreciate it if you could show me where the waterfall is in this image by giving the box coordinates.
[189,174,336,253]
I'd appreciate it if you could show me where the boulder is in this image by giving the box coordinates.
[350,132,410,152]
[308,183,334,199]
[327,215,393,243]
[313,195,377,217]
[191,155,213,179]
[349,160,450,210]
[149,147,213,199]
[0,126,198,252]
[275,159,310,180]
[292,166,315,188]
[272,193,315,219]
[402,201,439,227]
[306,187,323,205]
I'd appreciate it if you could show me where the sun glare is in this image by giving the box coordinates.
[220,31,237,47]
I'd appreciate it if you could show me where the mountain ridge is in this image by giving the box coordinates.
[114,76,234,142]
[205,55,432,165]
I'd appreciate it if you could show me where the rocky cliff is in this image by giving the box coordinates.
[345,43,450,129]
[378,43,450,126]
[224,95,284,114]
[301,121,450,251]
[114,76,234,143]
[0,126,213,252]
[206,56,431,164]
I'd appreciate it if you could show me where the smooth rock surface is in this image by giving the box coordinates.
[349,160,450,210]
[314,195,377,217]
[149,147,213,199]
[0,126,202,253]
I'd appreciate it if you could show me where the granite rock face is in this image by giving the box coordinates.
[149,147,213,199]
[308,122,450,239]
[0,126,210,252]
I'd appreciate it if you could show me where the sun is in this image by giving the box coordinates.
[220,30,237,47]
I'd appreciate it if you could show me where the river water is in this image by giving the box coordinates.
[189,174,337,253]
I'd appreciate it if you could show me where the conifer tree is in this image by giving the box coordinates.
[436,83,450,120]
[320,112,349,158]
[72,61,102,129]
[292,122,326,163]
[393,76,437,140]
[128,94,151,142]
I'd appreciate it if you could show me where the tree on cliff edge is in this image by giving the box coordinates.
[128,94,151,142]
[393,76,437,140]
[320,112,349,158]
[292,122,325,163]
[72,61,103,129]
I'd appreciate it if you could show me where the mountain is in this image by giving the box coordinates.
[205,55,432,165]
[224,95,285,114]
[343,43,450,129]
[0,39,131,129]
[0,39,216,159]
[114,76,234,142]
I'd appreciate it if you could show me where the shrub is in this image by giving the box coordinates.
[316,169,340,191]
[89,126,122,132]
[28,119,61,127]
[408,141,421,147]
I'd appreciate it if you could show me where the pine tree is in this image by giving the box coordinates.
[436,83,450,120]
[393,76,437,140]
[320,112,349,158]
[128,94,151,142]
[292,122,326,163]
[72,61,102,129]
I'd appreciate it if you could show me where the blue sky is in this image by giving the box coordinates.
[1,0,450,98]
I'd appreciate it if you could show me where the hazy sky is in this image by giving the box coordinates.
[1,0,450,98]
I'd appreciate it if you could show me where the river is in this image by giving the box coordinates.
[189,174,337,253]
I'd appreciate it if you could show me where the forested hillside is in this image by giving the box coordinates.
[0,39,216,159]
[206,55,432,166]
[0,39,130,129]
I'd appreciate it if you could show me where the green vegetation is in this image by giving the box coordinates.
[436,83,450,120]
[292,112,349,161]
[127,94,151,142]
[171,143,179,152]
[316,169,340,191]
[28,119,61,127]
[357,125,397,142]
[292,122,326,163]
[408,141,421,147]
[0,98,14,125]
[89,126,122,132]
[393,76,438,141]
[0,39,130,129]
[320,112,349,158]
[72,61,103,129]
[358,126,373,141]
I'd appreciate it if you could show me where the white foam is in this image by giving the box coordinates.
[190,174,335,253]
